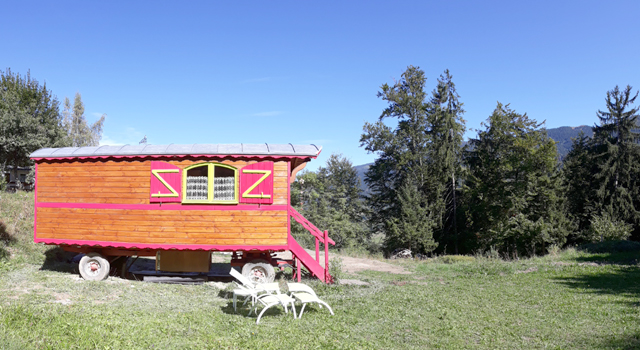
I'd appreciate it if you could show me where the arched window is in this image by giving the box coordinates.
[182,163,238,204]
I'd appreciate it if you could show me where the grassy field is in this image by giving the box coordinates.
[1,192,640,349]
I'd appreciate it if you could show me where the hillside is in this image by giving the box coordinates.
[546,125,593,158]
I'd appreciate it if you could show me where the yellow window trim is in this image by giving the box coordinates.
[182,162,239,204]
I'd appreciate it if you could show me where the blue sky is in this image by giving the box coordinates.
[2,1,638,171]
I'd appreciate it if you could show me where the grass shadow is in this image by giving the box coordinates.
[39,246,77,273]
[553,266,640,302]
[571,240,640,265]
[0,220,16,246]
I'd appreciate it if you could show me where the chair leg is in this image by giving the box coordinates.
[233,294,237,312]
[256,302,278,324]
[318,301,334,316]
[299,303,307,319]
[290,300,297,319]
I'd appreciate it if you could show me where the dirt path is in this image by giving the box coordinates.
[275,250,409,275]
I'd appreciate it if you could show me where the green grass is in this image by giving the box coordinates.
[1,192,640,349]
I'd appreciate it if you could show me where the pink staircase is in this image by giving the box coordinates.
[288,206,335,283]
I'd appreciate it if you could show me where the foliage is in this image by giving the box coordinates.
[360,66,465,255]
[463,102,568,257]
[62,92,105,147]
[564,85,640,241]
[583,213,632,243]
[385,179,437,253]
[563,132,599,238]
[427,70,466,253]
[291,154,367,249]
[0,69,66,178]
[592,85,640,234]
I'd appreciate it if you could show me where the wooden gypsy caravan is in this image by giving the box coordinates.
[30,144,334,283]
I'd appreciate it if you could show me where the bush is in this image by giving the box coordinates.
[583,214,632,243]
[328,256,344,283]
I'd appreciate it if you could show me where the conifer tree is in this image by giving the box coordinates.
[62,93,105,147]
[291,154,367,249]
[361,66,464,254]
[591,85,640,229]
[563,132,598,238]
[427,70,466,253]
[463,103,567,257]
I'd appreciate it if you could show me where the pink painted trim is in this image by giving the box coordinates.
[34,238,288,251]
[36,202,289,211]
[287,161,291,240]
[31,154,317,161]
[33,163,38,241]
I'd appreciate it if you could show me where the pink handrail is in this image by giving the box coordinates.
[288,206,336,245]
[288,206,335,283]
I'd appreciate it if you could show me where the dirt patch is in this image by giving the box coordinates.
[339,255,409,274]
[275,250,409,275]
[516,267,538,274]
[340,279,370,286]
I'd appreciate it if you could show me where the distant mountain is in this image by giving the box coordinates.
[353,125,594,193]
[546,125,593,158]
[353,163,372,195]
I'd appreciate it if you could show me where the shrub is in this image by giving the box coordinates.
[583,214,632,243]
[328,256,344,283]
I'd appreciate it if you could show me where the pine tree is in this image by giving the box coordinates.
[591,86,640,229]
[385,179,438,253]
[361,66,437,254]
[62,93,105,147]
[291,154,367,249]
[427,70,466,253]
[563,132,598,239]
[361,66,465,254]
[464,103,567,257]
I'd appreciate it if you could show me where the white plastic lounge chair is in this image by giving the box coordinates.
[287,283,334,319]
[229,268,279,312]
[252,292,297,324]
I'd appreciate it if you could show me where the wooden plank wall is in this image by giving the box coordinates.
[37,207,288,246]
[37,159,289,205]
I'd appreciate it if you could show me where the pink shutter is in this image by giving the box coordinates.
[240,162,274,204]
[150,161,182,203]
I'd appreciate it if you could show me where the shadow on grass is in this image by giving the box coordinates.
[0,221,16,261]
[572,240,640,265]
[39,246,77,273]
[555,241,640,349]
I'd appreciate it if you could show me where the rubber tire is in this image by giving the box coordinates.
[242,259,275,284]
[79,252,110,281]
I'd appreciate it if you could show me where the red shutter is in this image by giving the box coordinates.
[150,161,182,203]
[240,162,274,204]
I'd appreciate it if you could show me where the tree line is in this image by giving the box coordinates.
[0,69,104,187]
[293,66,640,258]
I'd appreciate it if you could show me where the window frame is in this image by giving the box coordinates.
[182,162,239,204]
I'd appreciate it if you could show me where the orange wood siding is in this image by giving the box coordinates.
[37,159,290,205]
[36,207,288,246]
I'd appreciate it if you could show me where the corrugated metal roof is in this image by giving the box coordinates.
[30,143,322,159]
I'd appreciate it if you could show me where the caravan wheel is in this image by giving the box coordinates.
[79,253,110,281]
[242,259,275,284]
